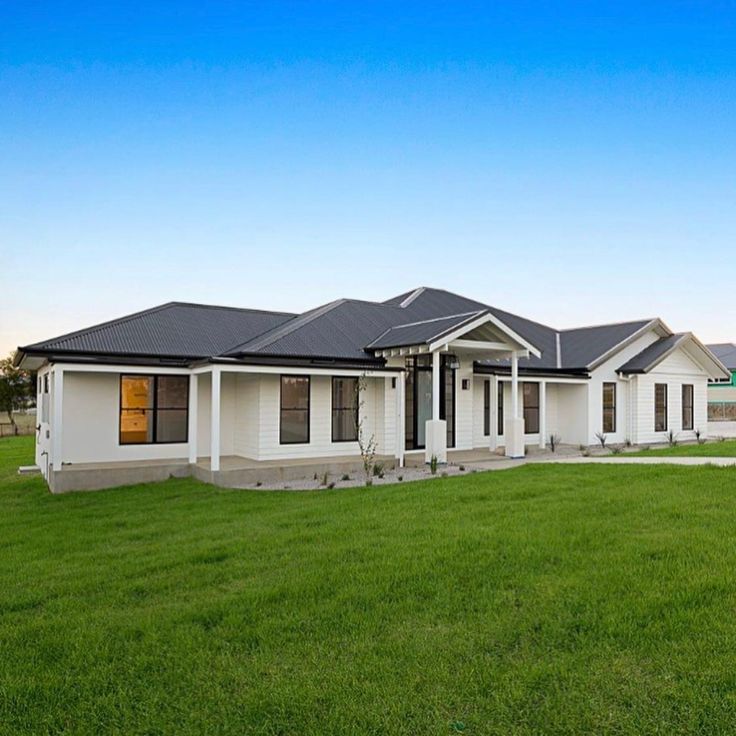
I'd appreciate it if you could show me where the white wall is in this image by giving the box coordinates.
[632,349,709,444]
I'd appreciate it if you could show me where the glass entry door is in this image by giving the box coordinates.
[404,355,456,450]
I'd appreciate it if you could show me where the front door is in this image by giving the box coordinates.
[404,355,456,450]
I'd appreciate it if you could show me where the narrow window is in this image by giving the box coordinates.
[682,384,694,430]
[655,383,668,432]
[523,382,540,434]
[332,377,359,442]
[497,382,504,435]
[280,376,310,444]
[120,375,188,444]
[602,382,617,433]
[483,380,490,436]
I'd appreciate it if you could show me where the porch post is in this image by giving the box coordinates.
[504,351,525,458]
[432,350,441,420]
[188,373,198,464]
[51,367,64,472]
[210,367,221,473]
[395,371,405,467]
[489,375,498,451]
[425,350,447,463]
[539,380,547,449]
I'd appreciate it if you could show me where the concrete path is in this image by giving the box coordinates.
[547,455,736,467]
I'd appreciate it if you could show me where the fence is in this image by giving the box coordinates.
[708,402,736,421]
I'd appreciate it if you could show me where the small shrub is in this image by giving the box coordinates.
[341,473,350,481]
[718,435,727,443]
[373,462,384,477]
[695,429,706,445]
[595,432,607,449]
[378,471,384,479]
[313,473,318,480]
[366,478,373,487]
[624,438,632,448]
[581,449,590,457]
[549,433,562,452]
[255,481,262,487]
[666,430,678,447]
[327,482,335,489]
[441,471,448,478]
[430,455,438,475]
[459,465,465,472]
[578,444,587,452]
[610,445,623,455]
[321,472,329,486]
[397,475,403,481]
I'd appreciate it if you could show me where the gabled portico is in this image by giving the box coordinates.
[369,310,541,461]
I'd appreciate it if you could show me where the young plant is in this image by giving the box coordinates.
[341,473,350,481]
[610,444,623,455]
[667,430,678,447]
[595,432,607,449]
[549,434,562,452]
[355,374,378,485]
[430,455,438,475]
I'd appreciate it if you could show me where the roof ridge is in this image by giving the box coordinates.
[399,287,426,308]
[387,310,483,329]
[561,317,657,333]
[166,301,296,316]
[224,298,348,355]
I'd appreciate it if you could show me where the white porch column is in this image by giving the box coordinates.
[489,375,498,452]
[539,380,547,449]
[210,367,221,473]
[51,367,64,471]
[425,350,447,463]
[188,373,198,464]
[395,371,405,467]
[504,351,525,458]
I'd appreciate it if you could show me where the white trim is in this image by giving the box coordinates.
[447,339,514,352]
[188,374,198,464]
[210,367,221,473]
[194,364,399,378]
[587,318,671,370]
[52,368,64,471]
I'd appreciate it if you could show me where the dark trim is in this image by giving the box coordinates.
[602,382,617,433]
[654,383,668,432]
[331,376,359,443]
[119,374,190,446]
[682,383,694,431]
[280,375,311,445]
[474,363,590,379]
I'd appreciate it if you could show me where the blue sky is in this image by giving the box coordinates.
[2,1,735,354]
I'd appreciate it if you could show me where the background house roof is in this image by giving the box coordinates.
[707,343,736,371]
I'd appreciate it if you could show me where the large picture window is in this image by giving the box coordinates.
[682,384,694,430]
[523,382,540,434]
[603,382,616,433]
[332,377,359,442]
[280,376,310,444]
[120,375,189,445]
[655,383,668,432]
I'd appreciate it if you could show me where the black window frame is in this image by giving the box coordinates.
[331,376,359,443]
[655,383,668,432]
[682,383,694,431]
[523,382,540,434]
[483,380,491,436]
[498,381,504,435]
[280,375,310,445]
[119,374,189,446]
[602,382,617,433]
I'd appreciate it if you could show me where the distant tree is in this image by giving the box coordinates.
[0,355,33,432]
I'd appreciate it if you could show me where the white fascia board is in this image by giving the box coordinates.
[646,334,731,380]
[194,363,401,378]
[587,318,670,371]
[48,362,192,375]
[428,312,541,358]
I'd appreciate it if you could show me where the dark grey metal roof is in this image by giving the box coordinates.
[707,343,736,371]
[559,319,655,369]
[617,334,686,374]
[20,302,295,359]
[367,312,483,350]
[18,286,672,374]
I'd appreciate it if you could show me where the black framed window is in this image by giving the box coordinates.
[498,382,504,435]
[603,382,616,433]
[523,382,540,434]
[682,384,694,430]
[120,374,188,445]
[332,377,359,442]
[655,383,668,431]
[483,380,490,436]
[280,376,310,444]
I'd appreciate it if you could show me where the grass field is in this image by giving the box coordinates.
[3,436,736,734]
[637,438,736,457]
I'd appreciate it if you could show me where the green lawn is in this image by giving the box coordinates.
[3,436,736,734]
[637,438,736,456]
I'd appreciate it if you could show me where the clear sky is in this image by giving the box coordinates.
[2,1,735,356]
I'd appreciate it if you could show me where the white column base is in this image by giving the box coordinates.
[425,419,447,464]
[504,417,525,458]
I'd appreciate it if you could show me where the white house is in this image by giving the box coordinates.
[15,287,729,492]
